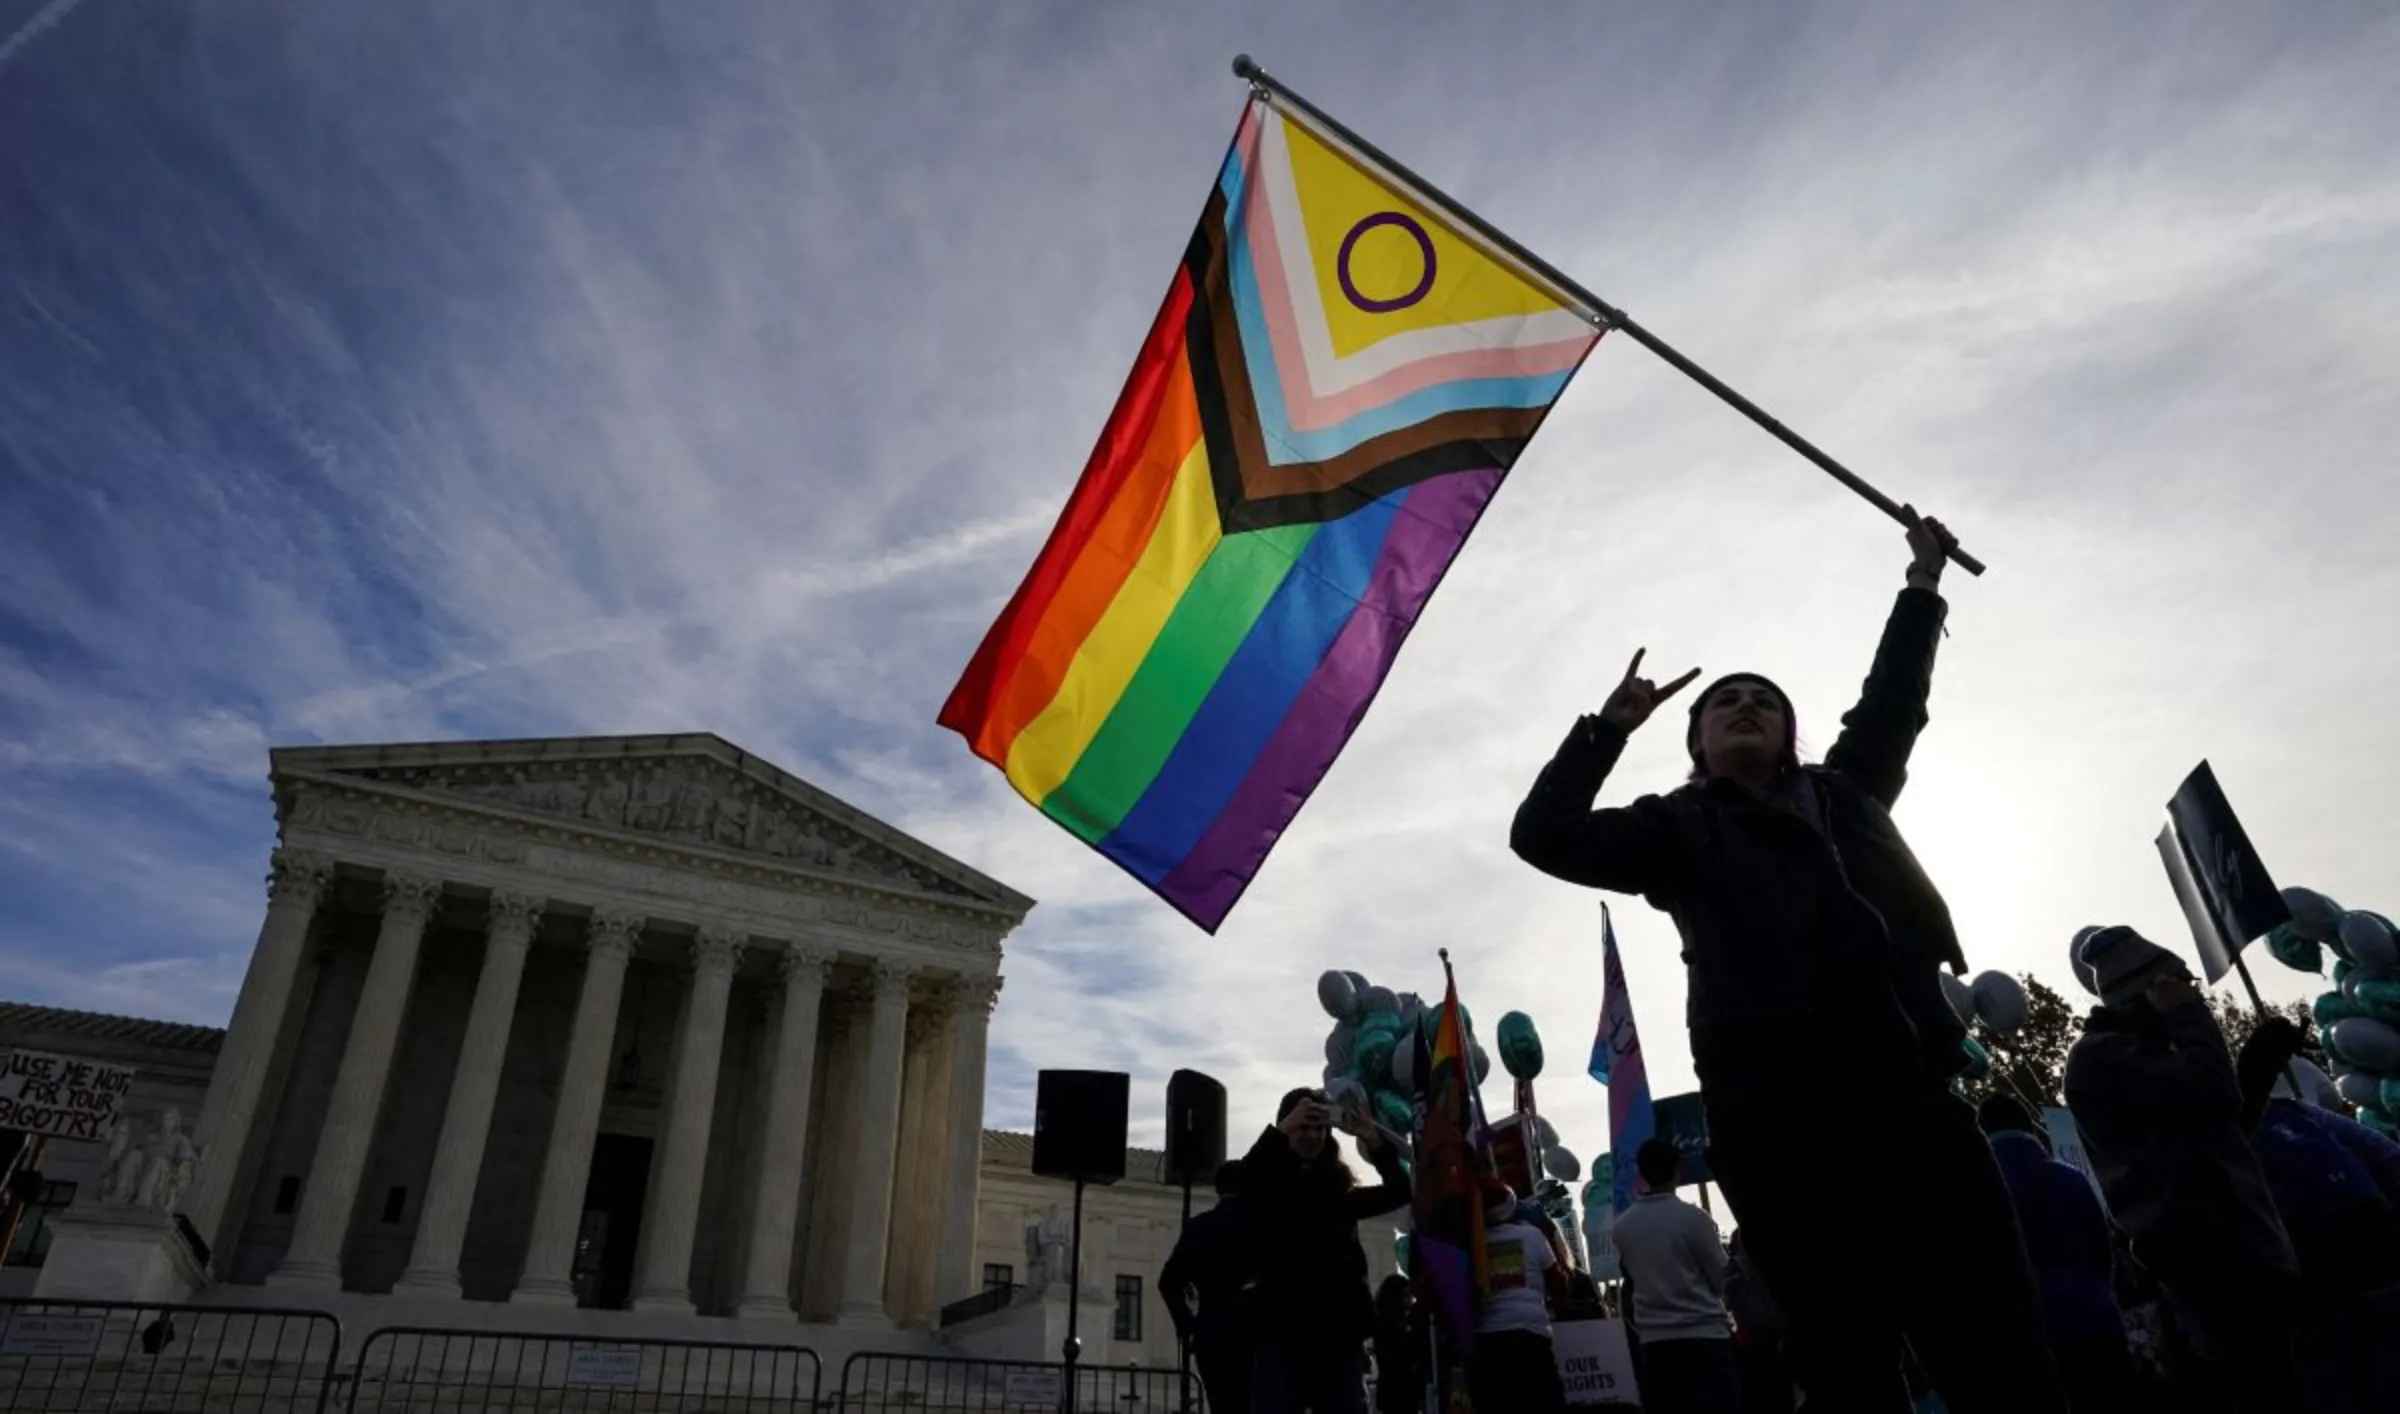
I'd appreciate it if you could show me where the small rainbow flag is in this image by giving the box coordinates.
[940,93,1601,929]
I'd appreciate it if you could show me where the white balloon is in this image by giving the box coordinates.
[2339,913,2400,978]
[1470,1042,1491,1085]
[1342,971,1371,997]
[1939,971,1975,1024]
[1327,1077,1370,1115]
[2337,1071,2383,1108]
[2284,888,2347,944]
[1317,970,1359,1020]
[2272,1057,2342,1111]
[2331,1017,2400,1073]
[1970,972,2030,1036]
[1534,1115,1561,1151]
[1390,1037,1418,1093]
[1358,985,1400,1017]
[1545,1147,1583,1182]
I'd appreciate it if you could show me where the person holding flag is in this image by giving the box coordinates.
[1510,515,2064,1413]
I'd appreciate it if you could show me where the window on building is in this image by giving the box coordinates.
[982,1263,1013,1294]
[4,1181,78,1267]
[1113,1274,1143,1342]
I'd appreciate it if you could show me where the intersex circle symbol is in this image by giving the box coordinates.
[1336,212,1436,313]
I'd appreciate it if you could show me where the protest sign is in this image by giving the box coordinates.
[1651,1091,1713,1184]
[0,1050,136,1142]
[2158,761,2289,984]
[1553,1318,1640,1406]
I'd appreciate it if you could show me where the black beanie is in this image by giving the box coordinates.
[1684,672,1797,771]
[1277,1087,1324,1122]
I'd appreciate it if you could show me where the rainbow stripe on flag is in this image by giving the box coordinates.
[939,93,1600,929]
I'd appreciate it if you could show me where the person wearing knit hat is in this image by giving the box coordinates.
[2063,926,2301,1414]
[1468,1178,1569,1414]
[1511,511,2065,1413]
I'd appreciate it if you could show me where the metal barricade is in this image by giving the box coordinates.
[836,1352,1198,1414]
[0,1298,342,1413]
[344,1325,821,1412]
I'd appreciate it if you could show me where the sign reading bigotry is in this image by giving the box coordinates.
[0,1049,136,1141]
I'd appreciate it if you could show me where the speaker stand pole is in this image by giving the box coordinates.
[1177,1176,1196,1414]
[1062,1176,1086,1414]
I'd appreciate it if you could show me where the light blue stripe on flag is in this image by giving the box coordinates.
[1589,904,1656,1214]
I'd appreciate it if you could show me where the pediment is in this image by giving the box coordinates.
[272,735,1026,913]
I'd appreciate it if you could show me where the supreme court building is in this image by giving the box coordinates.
[19,733,1051,1343]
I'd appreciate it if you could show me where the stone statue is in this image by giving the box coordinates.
[1022,1204,1072,1289]
[133,1108,198,1213]
[99,1114,148,1206]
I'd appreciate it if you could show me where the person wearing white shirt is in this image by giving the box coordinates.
[1611,1141,1739,1414]
[1471,1179,1567,1413]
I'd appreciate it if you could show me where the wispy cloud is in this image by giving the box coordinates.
[3,1,2396,1165]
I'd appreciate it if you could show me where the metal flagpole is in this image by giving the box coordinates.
[1231,54,1987,578]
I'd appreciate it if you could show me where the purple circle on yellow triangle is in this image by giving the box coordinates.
[1336,212,1436,313]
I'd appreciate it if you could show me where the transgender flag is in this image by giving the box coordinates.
[1586,905,1655,1214]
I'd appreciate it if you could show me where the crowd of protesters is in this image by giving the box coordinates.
[1166,515,2400,1410]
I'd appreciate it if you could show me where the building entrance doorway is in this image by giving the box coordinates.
[571,1133,652,1309]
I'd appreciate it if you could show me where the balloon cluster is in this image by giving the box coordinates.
[2278,888,2400,1138]
[1316,970,1443,1144]
[1937,968,2032,1080]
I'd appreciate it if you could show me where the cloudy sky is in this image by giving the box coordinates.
[4,1,2396,1167]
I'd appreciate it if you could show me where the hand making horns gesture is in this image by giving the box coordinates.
[1598,649,1701,734]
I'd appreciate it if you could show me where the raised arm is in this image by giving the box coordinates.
[1510,649,1696,896]
[1823,511,1958,808]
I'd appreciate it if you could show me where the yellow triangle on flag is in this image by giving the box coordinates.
[1281,114,1570,359]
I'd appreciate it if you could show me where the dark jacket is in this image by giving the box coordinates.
[1240,1126,1410,1346]
[2063,1001,2297,1278]
[1510,587,1967,1076]
[2252,1098,2400,1293]
[1988,1131,2124,1342]
[1159,1197,1253,1349]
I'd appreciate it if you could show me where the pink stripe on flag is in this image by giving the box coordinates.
[1158,468,1503,926]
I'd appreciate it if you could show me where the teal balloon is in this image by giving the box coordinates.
[2317,991,2363,1032]
[2265,924,2323,976]
[2355,979,2400,1027]
[1356,1028,1398,1087]
[1395,1233,1412,1273]
[2361,1106,2399,1138]
[1961,1034,1993,1081]
[2381,1077,2400,1117]
[1373,1090,1412,1138]
[1497,1012,1546,1081]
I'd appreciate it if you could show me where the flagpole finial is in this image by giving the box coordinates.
[1232,53,1260,82]
[1438,947,1450,964]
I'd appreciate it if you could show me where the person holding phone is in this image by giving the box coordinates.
[1510,513,2064,1414]
[1239,1087,1410,1414]
[2064,925,2300,1414]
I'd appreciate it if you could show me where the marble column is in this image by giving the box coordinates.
[395,889,545,1295]
[884,989,949,1324]
[268,871,442,1288]
[631,925,745,1313]
[834,957,916,1328]
[934,975,1001,1308]
[798,988,868,1320]
[190,846,335,1260]
[734,940,836,1319]
[513,909,642,1304]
